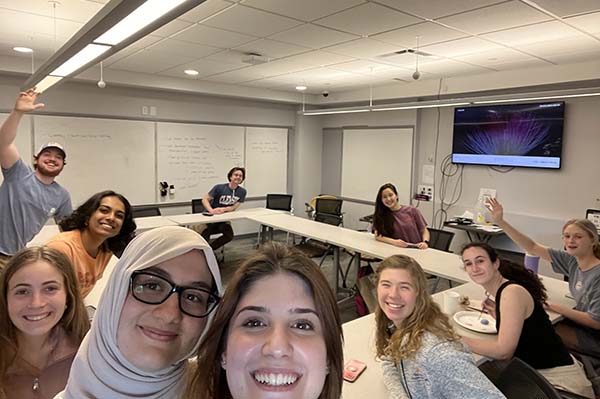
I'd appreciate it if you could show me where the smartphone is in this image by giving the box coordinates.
[202,211,213,216]
[406,243,418,249]
[343,359,367,382]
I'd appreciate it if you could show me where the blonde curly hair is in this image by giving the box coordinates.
[374,255,460,362]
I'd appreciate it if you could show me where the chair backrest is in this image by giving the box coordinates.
[428,228,454,252]
[266,194,293,211]
[314,212,343,226]
[496,248,525,267]
[132,206,161,218]
[496,357,562,399]
[191,198,206,214]
[315,198,343,215]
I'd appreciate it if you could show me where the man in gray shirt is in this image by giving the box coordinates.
[0,88,72,268]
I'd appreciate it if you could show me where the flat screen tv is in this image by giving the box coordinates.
[452,102,565,169]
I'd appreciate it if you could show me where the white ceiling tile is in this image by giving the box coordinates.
[159,58,241,78]
[483,21,584,46]
[418,59,492,76]
[566,12,600,34]
[325,38,401,58]
[150,19,194,38]
[172,24,257,48]
[481,58,552,70]
[202,68,264,83]
[453,47,541,65]
[234,38,310,59]
[0,8,83,43]
[373,0,506,19]
[108,50,197,74]
[282,50,354,67]
[146,38,221,58]
[518,35,600,60]
[328,59,398,74]
[202,5,302,37]
[437,1,552,34]
[178,0,235,23]
[269,23,357,48]
[242,0,366,22]
[526,0,600,17]
[375,51,441,67]
[543,49,600,64]
[314,3,422,36]
[372,22,469,47]
[421,37,503,57]
[103,35,164,66]
[241,59,313,77]
[204,49,258,66]
[0,0,104,23]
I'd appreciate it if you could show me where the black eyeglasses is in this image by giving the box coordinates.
[130,271,220,318]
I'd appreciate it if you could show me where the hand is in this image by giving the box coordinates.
[15,88,45,113]
[482,297,496,319]
[486,197,504,225]
[416,242,429,249]
[212,208,225,215]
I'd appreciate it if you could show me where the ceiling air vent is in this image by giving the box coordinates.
[242,52,270,65]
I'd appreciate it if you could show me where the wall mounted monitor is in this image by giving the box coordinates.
[452,102,565,169]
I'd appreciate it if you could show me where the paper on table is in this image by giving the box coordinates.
[477,225,502,232]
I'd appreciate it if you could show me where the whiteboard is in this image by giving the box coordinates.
[157,123,245,203]
[34,115,156,206]
[341,128,414,203]
[245,127,288,196]
[0,113,32,185]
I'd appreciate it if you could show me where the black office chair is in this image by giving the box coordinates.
[191,198,205,213]
[314,197,344,226]
[132,206,161,218]
[257,194,294,244]
[426,228,455,293]
[428,228,455,252]
[495,357,562,399]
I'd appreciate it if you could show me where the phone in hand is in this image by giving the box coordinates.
[406,243,418,249]
[202,211,213,216]
[343,359,367,382]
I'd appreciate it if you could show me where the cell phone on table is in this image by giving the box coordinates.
[406,243,418,249]
[202,211,213,216]
[343,359,367,382]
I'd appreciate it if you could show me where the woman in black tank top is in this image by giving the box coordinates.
[459,243,592,398]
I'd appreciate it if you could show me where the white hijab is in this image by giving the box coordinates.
[56,226,223,399]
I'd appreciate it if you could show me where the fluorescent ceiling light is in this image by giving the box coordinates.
[95,0,187,45]
[373,101,470,111]
[34,76,63,93]
[184,69,199,76]
[51,44,111,77]
[303,108,371,116]
[473,92,600,104]
[296,85,307,91]
[13,46,33,53]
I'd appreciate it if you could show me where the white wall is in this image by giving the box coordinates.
[414,96,600,276]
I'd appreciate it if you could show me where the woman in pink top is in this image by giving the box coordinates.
[372,183,430,249]
[0,246,89,399]
[47,190,136,297]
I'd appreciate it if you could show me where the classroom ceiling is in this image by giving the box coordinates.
[1,0,600,102]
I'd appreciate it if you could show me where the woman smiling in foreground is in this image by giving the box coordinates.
[185,242,343,399]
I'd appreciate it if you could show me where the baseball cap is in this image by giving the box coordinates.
[36,142,66,158]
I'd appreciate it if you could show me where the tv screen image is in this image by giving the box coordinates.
[452,102,565,169]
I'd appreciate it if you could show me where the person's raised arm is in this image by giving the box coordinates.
[487,198,551,261]
[0,88,45,169]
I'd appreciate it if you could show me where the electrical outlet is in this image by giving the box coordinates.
[417,185,434,201]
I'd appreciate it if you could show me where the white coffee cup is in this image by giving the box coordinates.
[443,291,461,315]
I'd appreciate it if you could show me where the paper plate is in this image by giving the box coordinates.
[453,311,497,334]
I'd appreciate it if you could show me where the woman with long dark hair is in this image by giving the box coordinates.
[372,183,430,249]
[461,242,592,397]
[47,190,136,297]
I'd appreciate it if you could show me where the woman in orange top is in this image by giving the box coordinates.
[47,190,136,297]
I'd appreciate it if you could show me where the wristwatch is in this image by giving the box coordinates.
[424,240,430,244]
